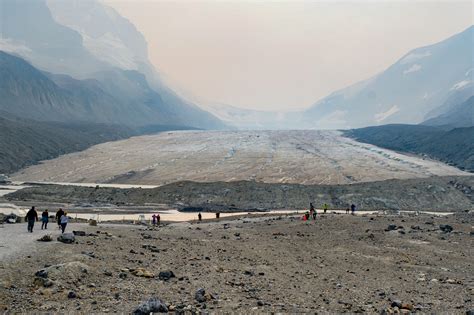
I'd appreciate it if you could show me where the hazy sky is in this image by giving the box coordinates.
[105,0,473,111]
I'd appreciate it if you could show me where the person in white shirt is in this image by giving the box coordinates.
[60,212,69,233]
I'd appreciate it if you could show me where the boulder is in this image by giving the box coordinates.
[195,288,217,303]
[133,297,168,314]
[158,271,175,281]
[131,268,154,278]
[57,233,75,244]
[439,224,453,233]
[73,231,86,236]
[37,235,53,242]
[385,224,398,231]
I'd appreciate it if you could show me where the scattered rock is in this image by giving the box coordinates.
[57,233,75,244]
[131,268,154,278]
[133,297,168,314]
[439,224,453,233]
[73,231,86,236]
[195,288,218,303]
[158,271,175,281]
[68,291,77,299]
[37,234,53,242]
[385,225,398,231]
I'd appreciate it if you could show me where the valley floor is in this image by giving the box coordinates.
[11,130,468,186]
[1,212,473,313]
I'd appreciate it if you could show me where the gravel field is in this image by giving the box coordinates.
[1,212,473,313]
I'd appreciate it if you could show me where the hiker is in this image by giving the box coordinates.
[41,209,49,230]
[312,209,317,220]
[305,211,310,221]
[345,208,350,214]
[198,212,202,222]
[323,203,328,214]
[25,206,38,233]
[157,213,161,225]
[351,204,356,215]
[152,214,157,225]
[309,203,315,219]
[56,208,64,230]
[216,212,220,219]
[60,212,69,233]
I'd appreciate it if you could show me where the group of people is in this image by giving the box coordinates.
[303,202,357,220]
[151,213,161,225]
[25,206,69,233]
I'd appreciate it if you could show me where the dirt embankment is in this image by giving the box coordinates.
[6,176,474,212]
[0,212,473,313]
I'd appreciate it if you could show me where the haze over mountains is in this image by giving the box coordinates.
[0,0,225,129]
[208,26,473,130]
[0,0,472,175]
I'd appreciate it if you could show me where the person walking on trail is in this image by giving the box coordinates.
[56,208,64,230]
[323,203,328,214]
[198,212,202,222]
[26,206,38,233]
[60,212,69,233]
[304,211,310,221]
[152,214,157,225]
[351,204,356,215]
[309,203,315,219]
[345,208,350,214]
[41,209,49,230]
[157,213,161,225]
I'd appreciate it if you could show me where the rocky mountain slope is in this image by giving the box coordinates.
[422,96,473,128]
[0,112,134,174]
[345,124,474,172]
[0,0,224,130]
[302,26,473,129]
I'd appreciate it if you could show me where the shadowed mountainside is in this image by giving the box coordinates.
[345,124,474,172]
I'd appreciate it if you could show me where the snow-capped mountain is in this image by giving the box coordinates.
[303,25,474,129]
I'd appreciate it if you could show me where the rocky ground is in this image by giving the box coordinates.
[1,212,473,313]
[6,176,474,212]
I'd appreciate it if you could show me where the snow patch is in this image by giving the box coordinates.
[450,80,471,91]
[400,51,431,65]
[403,64,421,75]
[374,105,399,123]
[422,92,430,100]
[81,32,138,70]
[0,38,32,56]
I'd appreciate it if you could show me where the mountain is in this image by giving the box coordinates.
[0,0,225,130]
[345,124,474,172]
[422,95,474,128]
[303,26,474,129]
[0,111,135,174]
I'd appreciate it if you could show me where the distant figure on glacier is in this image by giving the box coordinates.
[157,213,160,225]
[152,214,157,225]
[198,212,202,222]
[351,204,356,215]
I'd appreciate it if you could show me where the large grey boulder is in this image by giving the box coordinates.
[57,233,75,244]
